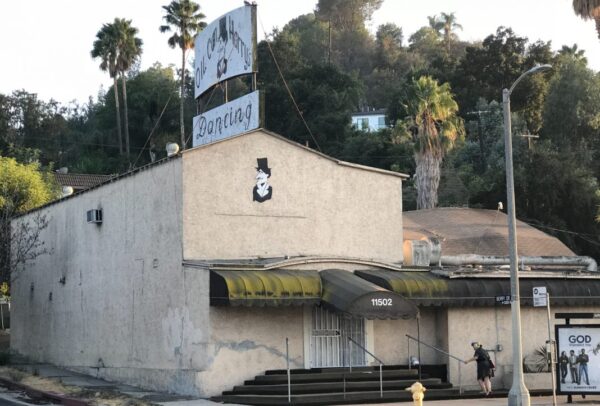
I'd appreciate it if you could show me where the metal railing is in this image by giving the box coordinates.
[285,337,291,404]
[406,334,466,395]
[346,335,385,398]
[285,335,385,402]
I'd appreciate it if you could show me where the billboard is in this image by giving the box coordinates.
[192,90,261,147]
[556,325,600,394]
[194,5,257,98]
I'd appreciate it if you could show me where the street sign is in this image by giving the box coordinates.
[495,295,511,305]
[533,286,547,307]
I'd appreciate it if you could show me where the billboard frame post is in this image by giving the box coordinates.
[545,293,557,406]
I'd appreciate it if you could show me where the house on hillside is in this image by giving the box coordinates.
[11,130,600,402]
[351,109,388,132]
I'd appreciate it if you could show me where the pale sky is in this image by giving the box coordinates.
[1,0,598,105]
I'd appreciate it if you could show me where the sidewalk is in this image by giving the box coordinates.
[356,395,600,405]
[7,361,600,406]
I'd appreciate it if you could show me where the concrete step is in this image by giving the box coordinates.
[248,369,421,385]
[226,378,450,395]
[220,387,463,406]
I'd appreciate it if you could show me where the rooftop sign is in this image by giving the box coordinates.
[192,90,261,147]
[194,5,257,98]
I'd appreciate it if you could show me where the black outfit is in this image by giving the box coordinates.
[253,185,272,203]
[474,347,493,381]
[559,354,569,383]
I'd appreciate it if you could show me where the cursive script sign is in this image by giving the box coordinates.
[192,91,260,147]
[194,5,256,98]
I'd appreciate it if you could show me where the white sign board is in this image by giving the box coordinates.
[556,325,600,393]
[533,286,547,307]
[192,90,260,147]
[194,5,256,98]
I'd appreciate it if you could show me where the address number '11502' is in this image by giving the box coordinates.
[371,298,393,306]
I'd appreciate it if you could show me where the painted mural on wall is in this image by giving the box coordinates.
[194,5,257,98]
[253,158,272,203]
[556,325,600,394]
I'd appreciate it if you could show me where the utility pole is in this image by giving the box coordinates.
[520,133,539,150]
[466,110,491,172]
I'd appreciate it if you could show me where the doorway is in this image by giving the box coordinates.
[310,306,366,368]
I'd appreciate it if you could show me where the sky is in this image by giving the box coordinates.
[1,0,598,105]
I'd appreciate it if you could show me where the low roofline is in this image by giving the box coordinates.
[183,256,405,271]
[352,109,387,116]
[185,128,409,179]
[12,154,182,219]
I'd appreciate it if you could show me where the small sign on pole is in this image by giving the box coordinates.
[533,286,547,307]
[495,295,511,305]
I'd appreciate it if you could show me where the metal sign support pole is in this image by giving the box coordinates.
[546,293,557,406]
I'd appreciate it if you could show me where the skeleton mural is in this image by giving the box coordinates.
[253,157,272,203]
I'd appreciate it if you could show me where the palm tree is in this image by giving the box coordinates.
[438,12,462,56]
[573,0,600,40]
[558,44,587,63]
[91,19,143,160]
[160,0,206,150]
[402,76,463,209]
[91,23,123,155]
[113,18,143,159]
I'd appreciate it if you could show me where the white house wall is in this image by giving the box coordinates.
[10,159,211,394]
[182,130,404,263]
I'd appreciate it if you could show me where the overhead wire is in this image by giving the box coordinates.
[257,12,322,152]
[132,95,172,168]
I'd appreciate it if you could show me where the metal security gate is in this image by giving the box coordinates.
[310,306,366,367]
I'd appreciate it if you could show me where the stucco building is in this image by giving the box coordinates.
[12,129,600,401]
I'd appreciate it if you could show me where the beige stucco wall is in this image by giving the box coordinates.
[372,309,446,365]
[181,130,404,263]
[10,158,214,395]
[197,305,305,395]
[447,305,600,391]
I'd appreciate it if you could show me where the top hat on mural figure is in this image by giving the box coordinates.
[256,158,271,176]
[219,17,228,43]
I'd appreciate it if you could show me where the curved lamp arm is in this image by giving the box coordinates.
[507,64,552,95]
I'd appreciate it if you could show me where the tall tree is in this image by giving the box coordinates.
[438,12,463,56]
[375,23,403,69]
[160,0,206,150]
[396,76,463,209]
[91,23,123,155]
[0,157,57,282]
[114,18,143,160]
[315,0,382,31]
[572,0,600,39]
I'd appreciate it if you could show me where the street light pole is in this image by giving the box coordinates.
[502,64,551,406]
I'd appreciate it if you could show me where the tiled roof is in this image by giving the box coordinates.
[403,207,574,257]
[53,173,115,190]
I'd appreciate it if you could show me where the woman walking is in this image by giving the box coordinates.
[465,341,493,395]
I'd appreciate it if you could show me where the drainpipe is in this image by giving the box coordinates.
[439,255,598,273]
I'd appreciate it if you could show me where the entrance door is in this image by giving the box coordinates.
[310,306,366,368]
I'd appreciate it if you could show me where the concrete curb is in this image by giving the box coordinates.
[0,375,90,406]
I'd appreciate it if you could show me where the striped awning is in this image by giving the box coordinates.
[210,269,322,307]
[355,269,600,307]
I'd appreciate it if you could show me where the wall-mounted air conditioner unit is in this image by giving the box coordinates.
[86,209,103,224]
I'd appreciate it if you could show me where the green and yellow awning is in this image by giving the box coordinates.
[210,269,322,307]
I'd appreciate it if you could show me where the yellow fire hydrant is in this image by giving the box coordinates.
[406,381,426,406]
